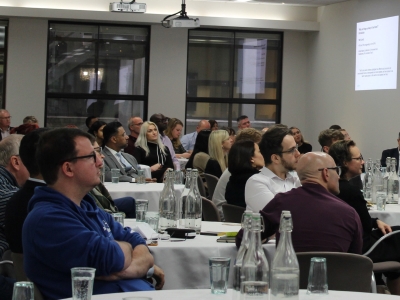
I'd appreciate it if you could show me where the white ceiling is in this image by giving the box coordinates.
[193,0,349,7]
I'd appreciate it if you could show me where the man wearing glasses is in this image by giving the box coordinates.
[245,124,301,212]
[125,116,143,156]
[23,128,164,300]
[0,109,13,141]
[237,152,363,255]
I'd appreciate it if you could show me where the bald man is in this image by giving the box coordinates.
[180,120,211,151]
[237,152,363,254]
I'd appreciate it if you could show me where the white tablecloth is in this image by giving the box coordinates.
[123,220,275,290]
[104,182,185,211]
[62,289,399,300]
[369,204,400,226]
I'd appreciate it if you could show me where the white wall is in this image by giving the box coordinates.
[306,0,400,160]
[6,17,47,126]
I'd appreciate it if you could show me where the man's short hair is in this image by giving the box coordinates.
[103,122,123,146]
[37,128,94,185]
[328,139,356,178]
[259,124,290,165]
[85,116,97,128]
[20,128,50,177]
[23,116,38,124]
[318,129,344,148]
[237,115,248,123]
[0,135,24,167]
[235,128,262,144]
[329,125,342,130]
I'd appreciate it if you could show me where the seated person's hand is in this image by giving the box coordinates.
[152,265,165,290]
[145,178,157,183]
[150,163,162,172]
[377,219,392,235]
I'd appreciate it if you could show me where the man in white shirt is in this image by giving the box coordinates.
[245,124,301,212]
[181,120,210,151]
[0,109,12,141]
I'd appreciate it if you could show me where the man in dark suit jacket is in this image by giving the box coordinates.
[381,134,400,172]
[102,121,142,182]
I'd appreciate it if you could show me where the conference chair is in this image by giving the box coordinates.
[202,197,221,222]
[203,173,219,199]
[363,230,400,293]
[197,175,207,198]
[222,204,245,223]
[297,252,373,293]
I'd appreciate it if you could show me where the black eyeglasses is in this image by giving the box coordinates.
[94,147,102,154]
[61,152,96,164]
[318,166,341,176]
[352,155,364,161]
[279,145,299,154]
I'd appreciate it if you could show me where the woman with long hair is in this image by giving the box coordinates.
[164,118,191,159]
[289,126,312,154]
[209,120,218,131]
[89,120,107,147]
[225,140,264,208]
[329,140,400,295]
[185,129,211,173]
[134,121,174,182]
[207,130,233,177]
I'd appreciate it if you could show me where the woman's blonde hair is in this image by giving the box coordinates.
[208,130,229,172]
[164,118,184,149]
[135,121,166,156]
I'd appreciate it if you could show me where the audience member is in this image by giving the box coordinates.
[164,118,191,159]
[22,116,38,125]
[245,124,301,212]
[212,128,262,219]
[289,126,312,154]
[125,116,143,156]
[0,135,29,257]
[85,115,98,130]
[185,130,211,176]
[381,132,400,172]
[236,152,363,255]
[181,119,210,151]
[221,126,236,143]
[10,123,39,135]
[340,128,351,140]
[134,121,174,183]
[0,109,12,141]
[89,120,106,147]
[329,124,342,130]
[237,115,251,130]
[329,140,400,295]
[226,140,264,208]
[23,128,164,299]
[318,129,344,153]
[5,129,49,255]
[150,114,180,170]
[102,122,142,182]
[207,130,233,178]
[209,120,218,131]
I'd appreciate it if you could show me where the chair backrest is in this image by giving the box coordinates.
[297,252,373,293]
[197,175,207,198]
[222,204,245,223]
[202,197,221,222]
[363,230,400,256]
[203,173,219,199]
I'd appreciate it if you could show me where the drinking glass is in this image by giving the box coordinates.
[209,257,231,294]
[12,281,34,300]
[135,199,149,222]
[306,257,328,294]
[111,169,120,184]
[71,267,96,300]
[112,212,124,226]
[145,211,159,231]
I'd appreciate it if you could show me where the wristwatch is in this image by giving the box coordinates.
[146,266,155,278]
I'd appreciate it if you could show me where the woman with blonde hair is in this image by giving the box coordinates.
[164,118,191,159]
[206,130,233,177]
[134,121,174,182]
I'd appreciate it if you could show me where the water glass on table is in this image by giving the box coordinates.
[71,267,96,300]
[137,170,146,184]
[306,257,328,294]
[145,211,159,231]
[209,257,231,294]
[135,199,149,222]
[12,281,34,300]
[111,169,120,184]
[112,212,124,226]
[376,192,386,211]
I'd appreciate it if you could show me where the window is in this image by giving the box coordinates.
[186,29,282,133]
[46,22,149,129]
[0,21,8,108]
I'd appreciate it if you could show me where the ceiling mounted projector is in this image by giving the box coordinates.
[161,0,200,28]
[110,1,146,13]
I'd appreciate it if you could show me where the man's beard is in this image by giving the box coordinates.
[281,156,296,171]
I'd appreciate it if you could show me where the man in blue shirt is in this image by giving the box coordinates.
[23,128,164,300]
[180,119,210,151]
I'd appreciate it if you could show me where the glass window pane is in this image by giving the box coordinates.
[47,40,96,93]
[98,41,147,95]
[186,102,276,132]
[46,98,145,129]
[187,31,234,98]
[234,32,281,100]
[49,23,98,39]
[99,26,148,41]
